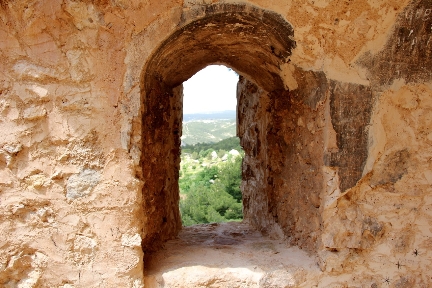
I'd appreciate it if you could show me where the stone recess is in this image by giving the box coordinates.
[0,0,431,287]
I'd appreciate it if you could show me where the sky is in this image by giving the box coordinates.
[183,65,239,114]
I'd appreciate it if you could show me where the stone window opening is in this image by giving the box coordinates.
[138,6,330,284]
[140,2,300,257]
[142,63,322,285]
[178,65,243,227]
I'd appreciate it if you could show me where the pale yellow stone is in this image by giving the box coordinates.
[0,0,429,287]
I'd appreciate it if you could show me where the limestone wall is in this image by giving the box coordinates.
[238,77,275,236]
[238,74,326,252]
[0,0,431,287]
[0,1,145,286]
[318,1,432,285]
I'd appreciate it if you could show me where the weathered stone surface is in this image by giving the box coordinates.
[370,149,410,186]
[238,77,277,237]
[66,169,100,199]
[1,0,432,286]
[144,222,321,288]
[359,0,432,87]
[326,81,373,192]
[237,71,326,252]
[144,2,296,92]
[141,83,183,253]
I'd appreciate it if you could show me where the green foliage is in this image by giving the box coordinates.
[217,149,227,158]
[199,149,213,158]
[179,165,218,193]
[216,156,242,202]
[191,151,199,160]
[179,137,243,226]
[182,137,242,155]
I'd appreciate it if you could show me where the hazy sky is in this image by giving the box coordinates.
[183,65,239,114]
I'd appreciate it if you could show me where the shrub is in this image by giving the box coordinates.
[179,153,243,226]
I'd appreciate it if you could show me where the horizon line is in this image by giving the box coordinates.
[183,110,236,115]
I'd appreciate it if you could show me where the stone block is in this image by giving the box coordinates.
[66,169,100,199]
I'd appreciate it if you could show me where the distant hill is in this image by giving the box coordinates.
[181,111,236,145]
[183,110,236,122]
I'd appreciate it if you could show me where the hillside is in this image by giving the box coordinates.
[181,137,242,155]
[179,112,243,226]
[183,110,236,122]
[181,111,236,145]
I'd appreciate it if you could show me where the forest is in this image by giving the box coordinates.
[179,137,243,226]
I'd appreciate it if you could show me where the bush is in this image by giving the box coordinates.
[182,137,243,155]
[179,154,243,226]
[217,149,227,158]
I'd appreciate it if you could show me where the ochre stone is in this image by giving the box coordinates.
[0,0,432,286]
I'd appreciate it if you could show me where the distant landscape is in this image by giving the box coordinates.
[181,110,236,145]
[179,111,243,226]
[183,110,236,122]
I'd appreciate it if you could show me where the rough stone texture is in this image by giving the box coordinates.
[141,83,183,253]
[238,77,276,237]
[0,1,145,286]
[0,0,432,287]
[238,74,326,252]
[326,81,374,192]
[359,0,432,87]
[144,222,321,288]
[145,3,296,91]
[66,169,101,199]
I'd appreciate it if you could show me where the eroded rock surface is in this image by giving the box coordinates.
[144,222,321,288]
[0,0,431,287]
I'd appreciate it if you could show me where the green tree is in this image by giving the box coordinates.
[217,156,242,201]
[179,137,244,226]
[191,151,199,160]
[217,149,227,158]
[179,156,243,226]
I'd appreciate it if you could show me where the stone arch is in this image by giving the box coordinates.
[140,3,334,252]
[139,3,298,252]
[144,3,296,92]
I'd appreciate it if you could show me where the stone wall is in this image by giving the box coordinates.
[238,77,275,237]
[318,1,432,284]
[238,73,326,252]
[141,81,183,253]
[0,0,431,286]
[0,1,145,286]
[138,2,297,254]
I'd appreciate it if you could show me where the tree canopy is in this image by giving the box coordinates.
[179,137,243,226]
